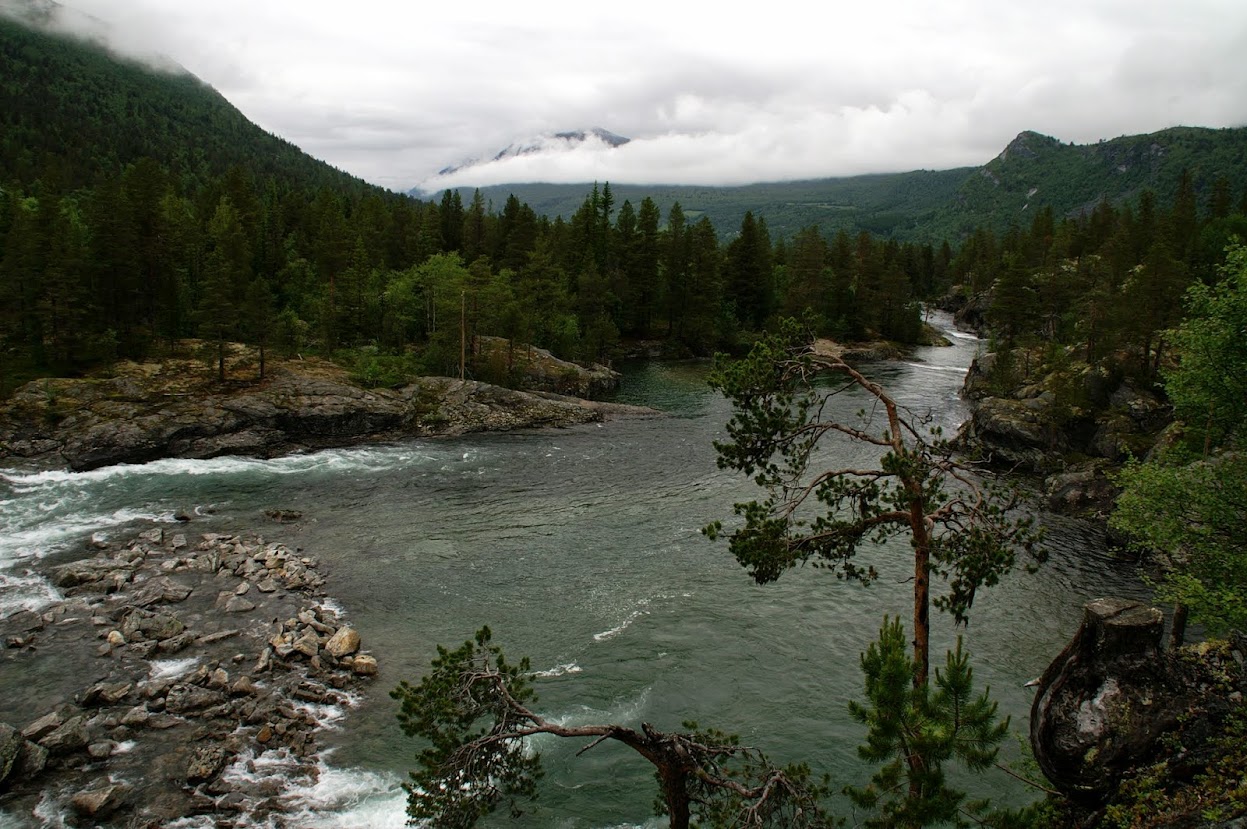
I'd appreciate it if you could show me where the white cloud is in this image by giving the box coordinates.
[56,0,1247,190]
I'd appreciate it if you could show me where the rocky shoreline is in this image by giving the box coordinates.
[0,522,380,827]
[0,352,657,473]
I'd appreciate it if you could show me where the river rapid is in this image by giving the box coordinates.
[0,313,1148,828]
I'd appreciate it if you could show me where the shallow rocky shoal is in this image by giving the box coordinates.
[0,521,379,828]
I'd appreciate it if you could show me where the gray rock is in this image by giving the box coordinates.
[0,724,22,786]
[51,557,136,588]
[1030,598,1182,803]
[0,609,45,634]
[81,681,133,707]
[186,745,229,783]
[225,595,257,613]
[71,782,130,820]
[39,715,89,755]
[138,527,164,544]
[129,576,194,607]
[120,706,150,728]
[196,629,241,645]
[292,629,320,658]
[158,631,197,654]
[87,740,117,759]
[165,685,227,715]
[120,609,185,642]
[14,740,48,781]
[21,710,65,742]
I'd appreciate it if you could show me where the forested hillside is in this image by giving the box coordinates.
[431,127,1247,243]
[0,15,374,195]
[4,8,1247,422]
[420,169,972,243]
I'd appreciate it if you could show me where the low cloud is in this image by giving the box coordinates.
[51,0,1247,190]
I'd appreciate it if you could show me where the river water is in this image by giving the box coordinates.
[0,313,1148,827]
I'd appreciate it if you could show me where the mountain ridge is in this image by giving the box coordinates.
[414,125,1247,241]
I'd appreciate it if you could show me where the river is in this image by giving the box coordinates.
[0,313,1148,827]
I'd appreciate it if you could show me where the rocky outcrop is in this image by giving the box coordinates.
[0,355,655,472]
[475,336,621,397]
[1031,599,1247,809]
[0,523,383,826]
[958,348,1171,513]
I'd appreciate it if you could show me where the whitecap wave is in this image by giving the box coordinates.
[902,362,971,375]
[532,662,583,678]
[592,609,647,642]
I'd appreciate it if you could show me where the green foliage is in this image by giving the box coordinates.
[845,618,1010,829]
[391,627,542,828]
[1112,452,1247,634]
[1162,243,1247,449]
[392,628,838,829]
[704,318,1041,627]
[1111,243,1247,634]
[1098,696,1247,829]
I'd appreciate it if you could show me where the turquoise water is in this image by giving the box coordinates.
[0,315,1148,827]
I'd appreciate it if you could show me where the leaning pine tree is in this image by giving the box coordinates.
[704,317,1045,825]
[391,627,836,829]
[703,317,1043,684]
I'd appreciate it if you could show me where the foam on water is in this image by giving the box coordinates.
[903,361,974,374]
[148,657,199,681]
[0,442,489,617]
[532,662,583,678]
[592,609,647,642]
[219,749,409,829]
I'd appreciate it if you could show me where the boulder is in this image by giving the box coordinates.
[1030,599,1185,803]
[39,715,89,755]
[14,740,48,781]
[186,745,229,783]
[81,681,133,707]
[129,576,194,607]
[70,782,130,821]
[351,654,378,676]
[324,626,360,658]
[120,609,185,642]
[0,723,23,786]
[21,710,65,743]
[165,685,227,715]
[1044,462,1119,515]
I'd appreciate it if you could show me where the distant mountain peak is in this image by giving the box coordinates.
[995,130,1061,163]
[435,127,630,178]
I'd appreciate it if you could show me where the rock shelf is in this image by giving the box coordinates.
[0,524,377,827]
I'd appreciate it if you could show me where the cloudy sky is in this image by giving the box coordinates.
[51,0,1247,192]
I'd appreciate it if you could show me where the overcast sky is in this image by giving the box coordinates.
[50,0,1247,192]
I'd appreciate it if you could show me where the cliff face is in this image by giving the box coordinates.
[0,351,649,472]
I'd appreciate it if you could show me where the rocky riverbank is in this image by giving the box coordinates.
[0,348,656,472]
[956,346,1172,516]
[0,522,380,827]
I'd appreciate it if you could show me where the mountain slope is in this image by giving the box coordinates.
[0,11,376,194]
[931,126,1247,239]
[419,126,1247,242]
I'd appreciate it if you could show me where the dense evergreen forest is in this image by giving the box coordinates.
[3,12,1247,405]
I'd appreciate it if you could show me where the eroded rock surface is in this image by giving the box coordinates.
[1030,598,1245,805]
